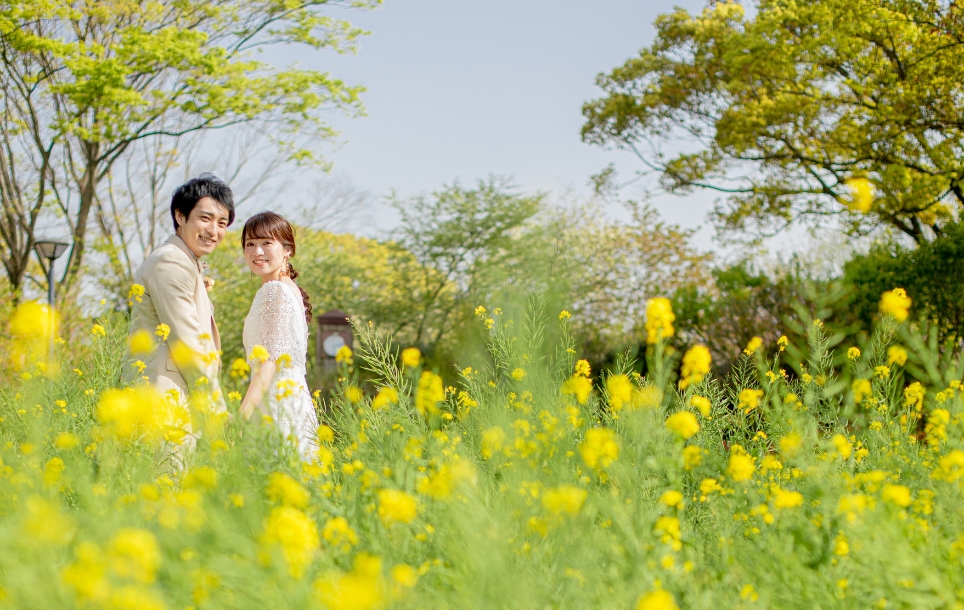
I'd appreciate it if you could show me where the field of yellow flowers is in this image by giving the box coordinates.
[0,288,963,609]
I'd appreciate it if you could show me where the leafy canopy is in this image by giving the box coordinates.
[582,0,964,244]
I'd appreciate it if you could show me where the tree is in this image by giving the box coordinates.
[388,176,543,352]
[582,0,964,245]
[0,0,376,298]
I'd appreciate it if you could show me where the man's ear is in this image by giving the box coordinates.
[174,210,186,230]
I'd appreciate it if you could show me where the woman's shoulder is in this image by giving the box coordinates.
[256,279,300,302]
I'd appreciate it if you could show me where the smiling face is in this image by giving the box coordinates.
[174,197,230,258]
[243,235,291,281]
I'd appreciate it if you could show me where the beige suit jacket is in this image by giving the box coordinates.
[122,235,222,403]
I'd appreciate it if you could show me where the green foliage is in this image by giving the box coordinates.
[0,0,376,291]
[2,294,964,608]
[843,223,964,341]
[582,0,964,244]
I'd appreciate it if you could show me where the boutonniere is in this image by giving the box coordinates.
[203,277,215,292]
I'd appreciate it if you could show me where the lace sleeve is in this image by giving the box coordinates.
[253,282,296,361]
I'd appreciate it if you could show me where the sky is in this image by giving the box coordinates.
[262,0,716,245]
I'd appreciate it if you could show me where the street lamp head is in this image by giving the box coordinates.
[34,240,70,261]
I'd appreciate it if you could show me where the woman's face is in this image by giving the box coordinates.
[243,235,291,279]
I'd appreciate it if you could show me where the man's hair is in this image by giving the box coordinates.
[170,173,235,231]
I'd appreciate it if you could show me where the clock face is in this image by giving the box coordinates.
[323,333,346,357]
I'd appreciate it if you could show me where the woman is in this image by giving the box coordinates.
[239,211,317,459]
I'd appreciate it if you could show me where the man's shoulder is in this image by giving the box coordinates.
[137,241,195,279]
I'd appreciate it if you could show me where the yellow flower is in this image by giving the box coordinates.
[154,323,170,341]
[700,478,722,494]
[879,288,911,322]
[875,365,891,379]
[90,324,106,337]
[832,434,852,458]
[391,563,419,589]
[903,382,925,411]
[679,344,711,389]
[415,371,445,416]
[372,387,399,410]
[96,387,178,441]
[683,445,702,470]
[562,375,593,405]
[659,490,684,509]
[377,489,418,526]
[852,379,872,404]
[932,449,964,482]
[322,517,358,553]
[645,298,675,344]
[276,353,292,369]
[780,432,803,457]
[541,485,587,515]
[881,484,912,507]
[249,345,270,363]
[637,589,679,610]
[727,445,755,481]
[654,516,682,550]
[181,466,218,491]
[744,336,763,355]
[888,345,908,366]
[474,305,486,317]
[605,374,633,411]
[844,177,874,213]
[558,310,571,320]
[665,411,700,439]
[345,386,364,404]
[62,542,108,602]
[261,506,319,578]
[128,284,145,303]
[771,487,804,509]
[574,359,591,377]
[847,347,860,360]
[690,395,711,417]
[579,428,619,470]
[109,528,161,584]
[55,432,79,449]
[511,368,526,381]
[229,358,250,380]
[314,553,385,610]
[317,425,335,444]
[401,347,421,368]
[738,388,764,414]
[267,472,310,508]
[335,345,353,364]
[481,427,506,459]
[777,335,789,351]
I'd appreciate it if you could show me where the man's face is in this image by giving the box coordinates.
[175,197,230,258]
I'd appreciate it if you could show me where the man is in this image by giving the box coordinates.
[122,174,234,420]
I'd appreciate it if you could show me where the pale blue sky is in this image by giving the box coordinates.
[266,0,715,241]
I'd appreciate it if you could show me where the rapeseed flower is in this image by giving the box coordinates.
[690,395,711,417]
[372,387,399,410]
[644,298,675,344]
[335,345,353,364]
[665,411,699,439]
[400,347,420,368]
[744,336,762,355]
[542,485,587,515]
[378,489,417,525]
[261,506,319,578]
[727,445,755,481]
[637,589,679,610]
[128,330,155,355]
[888,345,908,366]
[683,445,702,470]
[881,484,912,507]
[879,288,911,321]
[679,344,711,389]
[606,374,633,411]
[315,553,385,610]
[154,323,170,341]
[322,517,358,553]
[852,379,871,404]
[562,375,593,405]
[847,347,860,360]
[415,371,445,416]
[267,472,310,508]
[109,528,161,583]
[738,388,764,414]
[579,428,619,470]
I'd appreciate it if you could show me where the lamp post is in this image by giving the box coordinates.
[34,240,70,359]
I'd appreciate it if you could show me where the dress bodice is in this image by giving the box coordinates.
[242,280,308,379]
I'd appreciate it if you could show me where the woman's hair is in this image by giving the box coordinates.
[241,212,312,325]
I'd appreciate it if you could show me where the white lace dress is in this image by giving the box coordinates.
[243,280,317,459]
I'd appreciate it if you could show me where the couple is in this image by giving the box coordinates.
[121,174,318,459]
